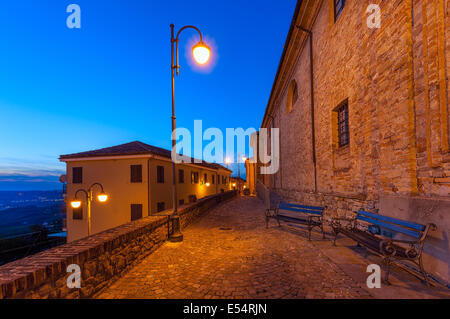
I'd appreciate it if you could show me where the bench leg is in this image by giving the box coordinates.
[419,255,431,287]
[277,217,281,227]
[321,223,325,239]
[308,227,312,241]
[332,230,338,246]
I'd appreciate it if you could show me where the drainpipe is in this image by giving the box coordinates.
[297,25,317,193]
[147,158,151,217]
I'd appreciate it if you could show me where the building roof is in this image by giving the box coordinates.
[261,0,303,128]
[60,141,231,172]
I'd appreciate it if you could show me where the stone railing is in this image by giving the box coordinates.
[0,190,236,299]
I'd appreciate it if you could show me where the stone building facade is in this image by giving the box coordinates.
[259,0,450,283]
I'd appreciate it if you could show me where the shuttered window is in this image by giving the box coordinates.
[73,207,83,220]
[72,167,82,184]
[130,165,142,183]
[157,202,165,212]
[191,172,199,184]
[157,166,165,183]
[212,175,215,184]
[131,204,143,221]
[179,169,184,183]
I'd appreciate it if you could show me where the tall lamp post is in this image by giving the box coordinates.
[169,24,211,242]
[70,182,108,237]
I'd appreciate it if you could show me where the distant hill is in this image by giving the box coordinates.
[0,191,65,239]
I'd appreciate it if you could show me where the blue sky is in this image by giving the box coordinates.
[0,0,296,190]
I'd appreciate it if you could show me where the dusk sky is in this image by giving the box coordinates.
[0,0,296,190]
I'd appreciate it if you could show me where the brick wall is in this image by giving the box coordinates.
[260,0,449,283]
[0,191,236,299]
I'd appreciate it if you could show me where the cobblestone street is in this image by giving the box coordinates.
[97,196,448,299]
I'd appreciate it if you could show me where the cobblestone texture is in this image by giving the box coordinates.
[97,196,372,299]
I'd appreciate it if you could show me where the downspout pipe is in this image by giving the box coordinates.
[296,25,317,193]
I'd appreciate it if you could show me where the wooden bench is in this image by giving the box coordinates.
[265,202,325,240]
[331,210,437,286]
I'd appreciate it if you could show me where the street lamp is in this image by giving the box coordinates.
[225,157,231,169]
[169,24,211,242]
[70,182,108,237]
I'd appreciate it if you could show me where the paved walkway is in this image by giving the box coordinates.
[97,196,449,299]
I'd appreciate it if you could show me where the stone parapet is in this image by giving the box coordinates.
[0,191,236,299]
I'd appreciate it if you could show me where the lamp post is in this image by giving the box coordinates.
[169,24,211,242]
[70,182,108,237]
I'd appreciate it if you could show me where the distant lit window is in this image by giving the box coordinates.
[157,166,164,183]
[334,0,346,21]
[130,165,142,183]
[191,172,199,184]
[131,204,142,221]
[72,167,82,184]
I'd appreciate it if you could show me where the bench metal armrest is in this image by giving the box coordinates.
[379,238,421,259]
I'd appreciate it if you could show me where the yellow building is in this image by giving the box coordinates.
[60,141,232,242]
[245,158,256,195]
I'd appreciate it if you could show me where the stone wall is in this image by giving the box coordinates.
[260,0,449,283]
[0,191,236,299]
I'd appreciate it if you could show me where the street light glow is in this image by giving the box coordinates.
[193,42,210,65]
[71,200,81,209]
[225,157,231,164]
[97,193,108,202]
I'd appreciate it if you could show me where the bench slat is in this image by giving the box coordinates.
[280,202,323,211]
[357,215,422,239]
[278,207,322,215]
[357,210,425,232]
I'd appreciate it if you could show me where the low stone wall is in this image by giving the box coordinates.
[0,191,236,299]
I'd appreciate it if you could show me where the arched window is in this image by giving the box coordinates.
[286,79,298,114]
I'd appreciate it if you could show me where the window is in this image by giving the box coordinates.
[334,0,346,21]
[157,202,165,212]
[131,204,143,221]
[217,175,221,184]
[222,176,225,184]
[191,171,199,184]
[204,173,208,183]
[337,101,350,147]
[130,165,142,183]
[179,199,185,206]
[73,207,83,220]
[72,167,82,184]
[157,166,165,183]
[179,169,184,183]
[286,80,298,114]
[212,175,215,184]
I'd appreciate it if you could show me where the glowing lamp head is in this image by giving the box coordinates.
[97,193,108,203]
[242,156,247,162]
[233,183,236,187]
[205,182,211,187]
[225,157,231,164]
[71,200,81,209]
[192,41,211,65]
